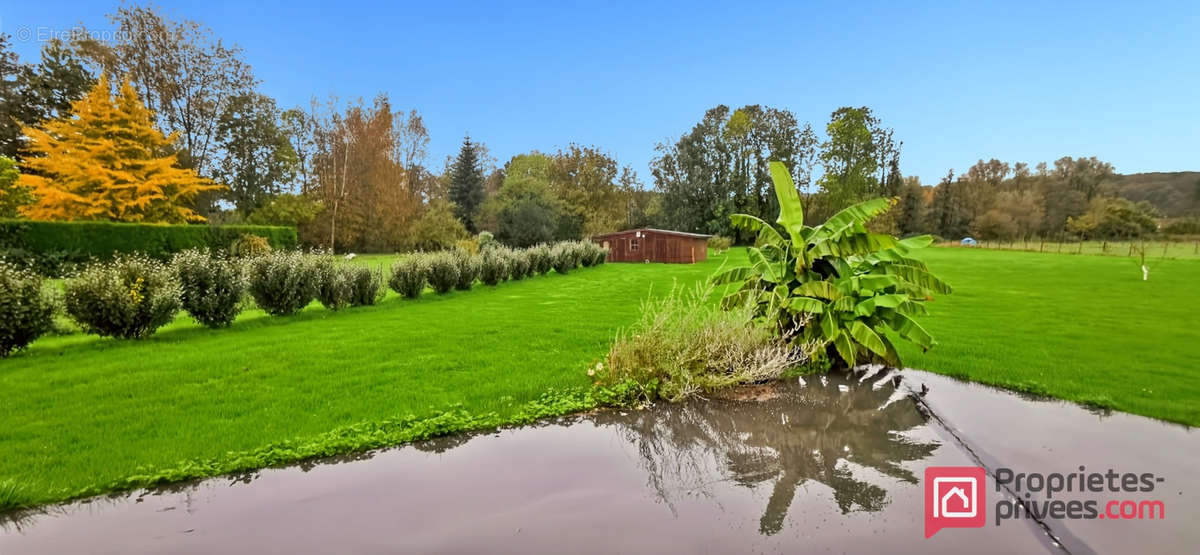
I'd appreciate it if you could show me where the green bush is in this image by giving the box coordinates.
[314,257,355,311]
[452,249,480,290]
[230,234,272,258]
[551,242,580,274]
[0,260,57,356]
[528,244,553,275]
[479,248,509,286]
[508,248,532,280]
[0,220,297,276]
[425,251,460,294]
[477,231,497,251]
[389,256,428,299]
[172,249,246,328]
[348,265,384,306]
[246,251,318,316]
[578,241,607,267]
[64,255,182,339]
[708,235,733,254]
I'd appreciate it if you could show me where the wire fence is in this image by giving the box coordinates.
[937,237,1200,260]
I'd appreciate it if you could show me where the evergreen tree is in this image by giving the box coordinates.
[18,75,222,222]
[897,178,926,236]
[448,135,486,232]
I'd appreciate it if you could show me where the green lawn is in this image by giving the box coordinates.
[1,246,1197,511]
[899,248,1200,425]
[0,253,741,509]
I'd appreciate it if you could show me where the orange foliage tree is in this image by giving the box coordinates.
[17,75,222,223]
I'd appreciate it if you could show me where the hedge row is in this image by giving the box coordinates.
[0,220,297,276]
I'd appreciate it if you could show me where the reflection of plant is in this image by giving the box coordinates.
[599,370,938,535]
[713,161,950,367]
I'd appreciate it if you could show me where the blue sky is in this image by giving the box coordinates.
[3,1,1198,185]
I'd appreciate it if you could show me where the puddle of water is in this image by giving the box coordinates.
[902,369,1199,555]
[1,370,1191,554]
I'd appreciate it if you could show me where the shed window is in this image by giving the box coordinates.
[630,238,640,251]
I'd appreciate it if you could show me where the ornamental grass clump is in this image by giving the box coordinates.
[528,244,553,275]
[425,251,460,294]
[0,260,57,357]
[64,255,182,339]
[596,283,814,402]
[314,257,356,311]
[172,249,246,328]
[479,247,510,286]
[246,250,319,316]
[389,255,428,299]
[348,265,384,306]
[452,248,480,291]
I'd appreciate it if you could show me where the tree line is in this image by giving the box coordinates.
[0,4,645,253]
[1,3,1193,251]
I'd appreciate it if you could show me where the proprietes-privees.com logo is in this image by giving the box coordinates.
[925,466,1167,538]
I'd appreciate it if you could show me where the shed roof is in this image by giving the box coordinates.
[591,228,713,240]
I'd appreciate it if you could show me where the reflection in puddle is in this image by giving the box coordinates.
[598,369,937,535]
[9,369,1191,553]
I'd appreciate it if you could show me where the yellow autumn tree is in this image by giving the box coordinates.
[17,75,223,223]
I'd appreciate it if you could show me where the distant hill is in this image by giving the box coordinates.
[1109,171,1200,218]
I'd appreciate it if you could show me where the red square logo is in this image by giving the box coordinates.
[925,466,987,538]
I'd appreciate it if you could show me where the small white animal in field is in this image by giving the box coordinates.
[344,253,357,260]
[1142,265,1149,281]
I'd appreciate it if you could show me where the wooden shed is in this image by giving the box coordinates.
[591,228,712,264]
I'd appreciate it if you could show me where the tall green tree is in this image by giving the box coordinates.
[653,105,812,239]
[448,135,486,232]
[214,93,298,215]
[813,106,894,222]
[0,36,95,161]
[0,155,30,217]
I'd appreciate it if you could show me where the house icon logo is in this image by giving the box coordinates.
[925,466,987,537]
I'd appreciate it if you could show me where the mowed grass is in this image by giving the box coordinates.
[2,245,1197,510]
[0,253,743,508]
[898,248,1200,426]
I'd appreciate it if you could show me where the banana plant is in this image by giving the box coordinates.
[712,161,951,367]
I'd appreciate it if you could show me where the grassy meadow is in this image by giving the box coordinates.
[1,246,1197,510]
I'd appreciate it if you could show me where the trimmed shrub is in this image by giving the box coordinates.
[479,248,510,286]
[0,220,296,276]
[528,244,553,275]
[64,255,182,339]
[246,250,319,316]
[230,234,272,258]
[508,248,532,280]
[551,242,580,274]
[577,241,601,267]
[389,256,428,299]
[314,257,355,311]
[426,251,460,294]
[452,249,480,291]
[708,235,733,254]
[592,243,608,266]
[454,238,479,255]
[173,249,246,328]
[0,260,57,356]
[477,231,497,251]
[348,265,384,306]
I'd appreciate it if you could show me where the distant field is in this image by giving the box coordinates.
[2,245,1197,512]
[939,238,1200,259]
